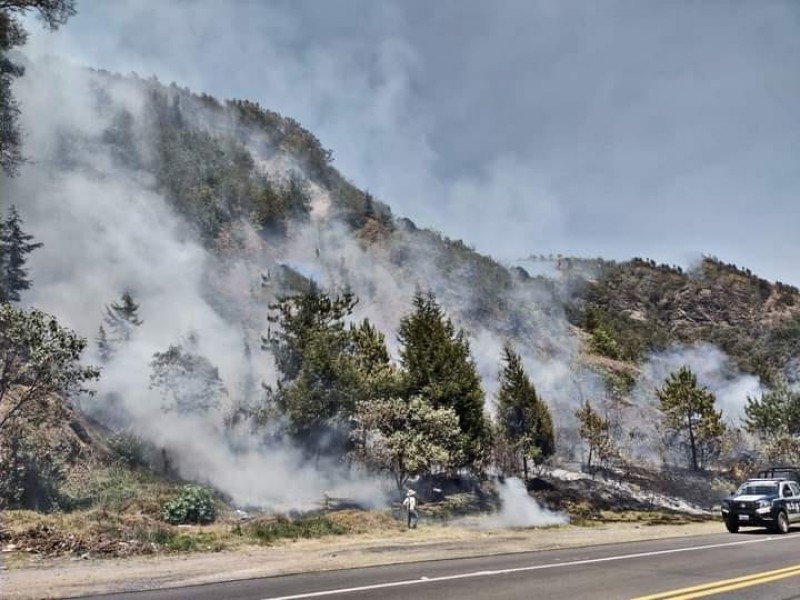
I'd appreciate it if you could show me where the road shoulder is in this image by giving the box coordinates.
[1,521,723,599]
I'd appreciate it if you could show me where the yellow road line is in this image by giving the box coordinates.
[677,567,800,599]
[632,564,800,600]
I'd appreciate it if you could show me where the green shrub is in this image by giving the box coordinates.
[129,523,225,552]
[590,325,622,360]
[166,534,198,551]
[108,432,152,468]
[161,485,217,525]
[88,466,140,516]
[0,432,65,511]
[243,515,346,544]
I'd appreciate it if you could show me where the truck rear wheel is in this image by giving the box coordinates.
[725,519,739,533]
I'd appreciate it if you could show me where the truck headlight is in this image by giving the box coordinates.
[758,499,771,508]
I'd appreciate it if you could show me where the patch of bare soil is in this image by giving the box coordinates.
[1,520,722,600]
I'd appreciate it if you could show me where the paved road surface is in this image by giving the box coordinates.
[76,530,800,600]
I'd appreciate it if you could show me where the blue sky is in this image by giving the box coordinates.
[24,0,800,284]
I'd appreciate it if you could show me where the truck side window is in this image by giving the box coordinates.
[790,483,800,497]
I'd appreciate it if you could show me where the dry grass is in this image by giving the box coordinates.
[1,461,717,561]
[2,508,406,558]
[569,507,714,527]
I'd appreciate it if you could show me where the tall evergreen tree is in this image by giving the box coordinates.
[657,366,725,471]
[744,378,800,441]
[397,290,489,469]
[95,325,113,363]
[495,343,555,479]
[0,205,42,303]
[1,1,76,174]
[348,318,397,397]
[103,291,143,344]
[264,285,363,453]
[744,379,800,463]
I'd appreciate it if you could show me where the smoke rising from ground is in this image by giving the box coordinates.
[9,54,603,497]
[638,343,761,424]
[8,57,386,510]
[6,45,773,509]
[483,478,568,529]
[23,0,800,285]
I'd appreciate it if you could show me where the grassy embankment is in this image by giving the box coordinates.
[2,463,714,561]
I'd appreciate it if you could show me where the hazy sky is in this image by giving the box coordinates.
[24,0,800,284]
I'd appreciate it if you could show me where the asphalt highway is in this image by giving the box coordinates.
[77,529,800,600]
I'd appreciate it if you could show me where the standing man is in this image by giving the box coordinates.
[402,489,418,529]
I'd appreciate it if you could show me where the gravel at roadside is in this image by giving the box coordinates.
[1,520,723,599]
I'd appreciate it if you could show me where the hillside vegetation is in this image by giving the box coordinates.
[567,257,800,380]
[1,1,799,561]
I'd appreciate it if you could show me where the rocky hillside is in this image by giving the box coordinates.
[15,62,796,390]
[565,257,800,379]
[145,76,800,383]
[7,59,800,506]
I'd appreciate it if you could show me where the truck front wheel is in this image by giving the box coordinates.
[725,519,739,533]
[773,511,790,535]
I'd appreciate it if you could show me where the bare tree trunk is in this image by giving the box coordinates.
[687,413,698,471]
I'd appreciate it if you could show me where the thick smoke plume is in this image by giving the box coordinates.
[483,478,568,529]
[7,50,768,510]
[8,57,385,510]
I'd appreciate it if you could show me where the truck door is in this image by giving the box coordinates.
[786,482,800,522]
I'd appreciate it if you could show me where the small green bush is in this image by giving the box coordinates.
[166,534,198,551]
[108,432,152,468]
[91,466,139,516]
[590,325,622,360]
[0,432,65,511]
[161,485,216,525]
[243,515,346,544]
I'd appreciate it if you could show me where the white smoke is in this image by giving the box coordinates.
[483,478,568,528]
[10,54,721,511]
[7,57,387,510]
[638,343,762,424]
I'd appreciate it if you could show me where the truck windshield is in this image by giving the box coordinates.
[737,483,777,496]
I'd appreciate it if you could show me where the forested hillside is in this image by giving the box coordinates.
[3,37,800,520]
[566,257,800,381]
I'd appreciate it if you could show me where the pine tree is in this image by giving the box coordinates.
[0,205,43,303]
[103,291,143,344]
[264,285,363,451]
[495,344,555,479]
[363,192,375,220]
[1,1,77,175]
[744,378,800,440]
[575,400,616,472]
[96,325,113,363]
[348,318,398,398]
[744,379,800,463]
[397,290,489,470]
[657,366,725,471]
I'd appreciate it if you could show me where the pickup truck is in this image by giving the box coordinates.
[721,477,800,534]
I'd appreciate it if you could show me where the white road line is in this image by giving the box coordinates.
[260,534,800,600]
